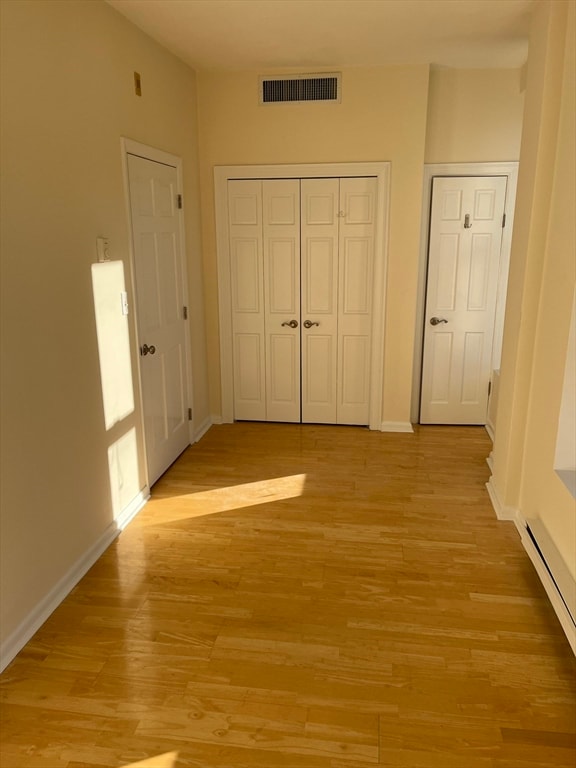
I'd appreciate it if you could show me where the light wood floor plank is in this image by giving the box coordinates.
[1,424,575,767]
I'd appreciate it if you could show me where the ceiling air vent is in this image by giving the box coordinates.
[260,73,341,105]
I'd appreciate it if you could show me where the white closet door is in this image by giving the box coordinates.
[263,180,301,422]
[228,180,266,420]
[301,178,339,424]
[127,154,190,485]
[420,176,507,424]
[337,177,376,425]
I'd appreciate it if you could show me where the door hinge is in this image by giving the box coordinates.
[488,380,492,396]
[183,305,188,320]
[502,213,506,228]
[177,194,183,209]
[188,407,192,421]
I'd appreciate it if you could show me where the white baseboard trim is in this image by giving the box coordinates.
[485,477,517,521]
[486,452,494,472]
[380,421,414,433]
[485,421,495,442]
[211,413,224,425]
[514,512,576,655]
[194,416,212,443]
[0,489,149,673]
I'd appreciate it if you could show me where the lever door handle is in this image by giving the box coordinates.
[281,319,298,328]
[430,317,448,326]
[303,320,320,328]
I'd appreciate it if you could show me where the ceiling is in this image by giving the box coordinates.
[106,0,535,71]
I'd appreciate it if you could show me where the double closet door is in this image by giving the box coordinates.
[229,176,377,425]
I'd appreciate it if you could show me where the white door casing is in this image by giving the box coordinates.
[216,163,390,431]
[127,153,191,483]
[420,175,507,424]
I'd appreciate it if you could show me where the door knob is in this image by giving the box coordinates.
[141,343,156,355]
[281,320,298,328]
[303,320,320,328]
[429,317,448,326]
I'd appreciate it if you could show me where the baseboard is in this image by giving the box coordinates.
[514,513,576,655]
[211,413,224,425]
[486,476,517,520]
[485,421,495,442]
[380,421,414,433]
[194,416,212,443]
[486,451,494,472]
[0,489,149,673]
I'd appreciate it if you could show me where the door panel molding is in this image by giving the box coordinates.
[411,161,519,425]
[215,162,390,430]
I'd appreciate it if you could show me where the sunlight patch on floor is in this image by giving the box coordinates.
[121,752,179,768]
[140,474,308,525]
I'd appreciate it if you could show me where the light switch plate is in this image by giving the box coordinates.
[96,237,110,262]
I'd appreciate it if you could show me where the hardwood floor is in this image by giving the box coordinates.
[1,423,575,768]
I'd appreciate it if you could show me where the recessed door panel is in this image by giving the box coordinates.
[306,238,335,314]
[268,239,298,314]
[467,234,491,311]
[305,336,334,406]
[342,238,370,314]
[435,235,459,311]
[340,335,369,407]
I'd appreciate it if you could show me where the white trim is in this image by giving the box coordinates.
[486,451,494,471]
[120,138,195,475]
[485,421,495,442]
[0,491,148,673]
[214,162,390,431]
[380,421,414,433]
[514,513,576,655]
[211,413,223,425]
[411,162,519,424]
[193,416,212,443]
[486,476,517,520]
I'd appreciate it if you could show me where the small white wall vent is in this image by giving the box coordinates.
[260,73,341,104]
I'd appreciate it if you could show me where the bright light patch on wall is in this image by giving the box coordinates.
[91,261,134,429]
[108,427,141,523]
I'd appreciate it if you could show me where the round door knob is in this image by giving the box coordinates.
[430,317,448,326]
[141,343,156,355]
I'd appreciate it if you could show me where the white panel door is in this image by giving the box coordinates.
[420,176,507,424]
[263,180,301,422]
[301,178,339,423]
[228,180,266,421]
[127,154,190,484]
[228,176,376,426]
[337,177,376,425]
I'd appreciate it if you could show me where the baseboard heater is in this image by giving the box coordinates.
[516,515,576,654]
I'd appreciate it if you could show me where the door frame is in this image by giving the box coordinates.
[214,162,391,430]
[121,138,195,486]
[411,161,519,425]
